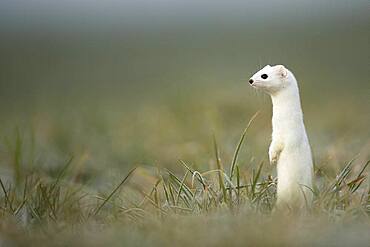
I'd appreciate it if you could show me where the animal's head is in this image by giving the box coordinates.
[248,65,293,94]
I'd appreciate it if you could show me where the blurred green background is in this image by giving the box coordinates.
[0,0,369,183]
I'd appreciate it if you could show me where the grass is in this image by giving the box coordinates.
[0,105,369,246]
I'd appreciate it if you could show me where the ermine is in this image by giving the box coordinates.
[249,65,313,208]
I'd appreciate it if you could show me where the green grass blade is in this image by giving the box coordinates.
[176,170,189,205]
[0,178,14,213]
[162,181,170,206]
[14,127,23,186]
[230,111,259,180]
[349,160,370,192]
[332,157,356,192]
[179,160,207,189]
[50,156,74,193]
[94,167,136,216]
[167,170,194,200]
[251,161,264,198]
[236,165,240,204]
[168,182,176,205]
[213,133,227,203]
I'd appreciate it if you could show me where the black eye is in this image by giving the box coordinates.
[261,74,268,79]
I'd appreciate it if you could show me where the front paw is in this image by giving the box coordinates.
[269,147,281,166]
[269,153,278,165]
[269,142,283,166]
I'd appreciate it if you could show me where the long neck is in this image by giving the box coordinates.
[270,84,304,133]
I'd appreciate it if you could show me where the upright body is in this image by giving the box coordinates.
[249,65,313,208]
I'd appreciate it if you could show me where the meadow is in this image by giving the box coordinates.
[0,79,369,246]
[0,3,369,246]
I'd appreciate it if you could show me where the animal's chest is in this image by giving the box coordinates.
[272,118,303,142]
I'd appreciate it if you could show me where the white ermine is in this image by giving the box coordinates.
[249,65,313,208]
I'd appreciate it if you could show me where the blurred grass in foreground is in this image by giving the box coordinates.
[0,111,369,246]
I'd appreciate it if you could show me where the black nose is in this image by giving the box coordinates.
[249,79,254,84]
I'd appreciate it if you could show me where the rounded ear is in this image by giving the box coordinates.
[277,65,288,78]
